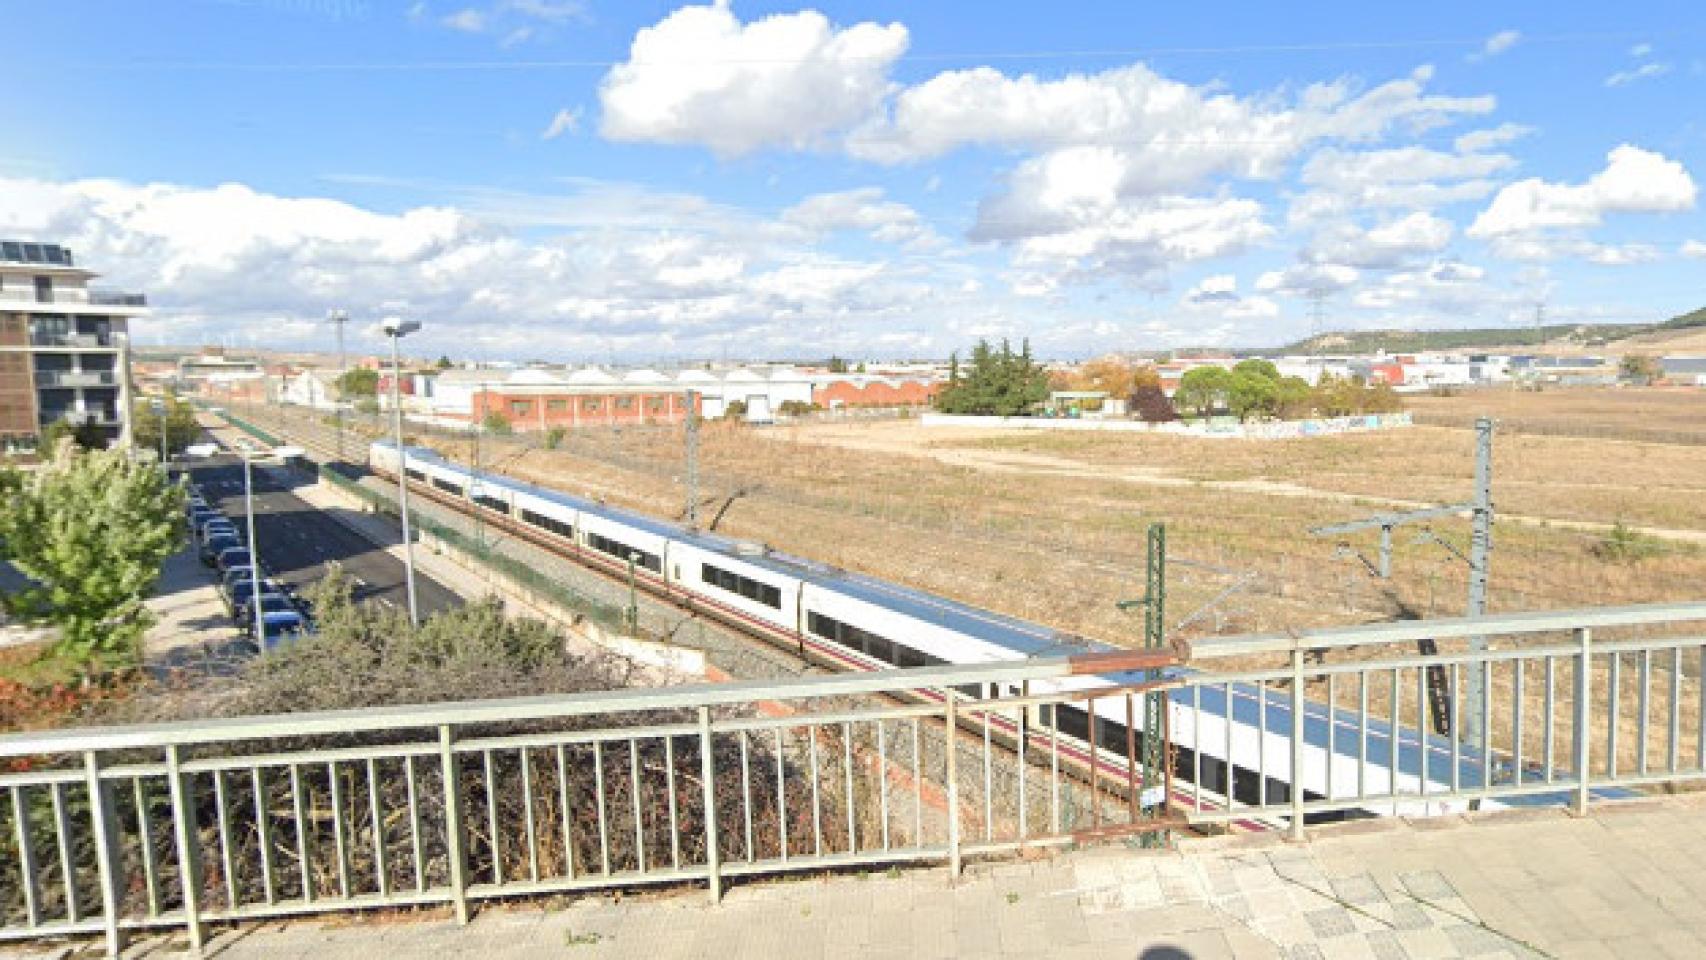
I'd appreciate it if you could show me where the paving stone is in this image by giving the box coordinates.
[1303,909,1359,940]
[1330,874,1388,906]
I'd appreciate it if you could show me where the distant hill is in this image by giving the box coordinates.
[1658,306,1706,331]
[1267,306,1705,356]
[1269,323,1643,356]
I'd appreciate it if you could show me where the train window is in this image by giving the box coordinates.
[700,562,780,609]
[590,532,661,573]
[519,507,574,539]
[807,610,937,667]
[1047,704,1129,751]
[473,494,510,514]
[431,477,464,496]
[404,468,426,482]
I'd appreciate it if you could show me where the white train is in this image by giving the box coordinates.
[372,441,1542,826]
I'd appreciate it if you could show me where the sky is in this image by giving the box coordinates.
[0,0,1703,362]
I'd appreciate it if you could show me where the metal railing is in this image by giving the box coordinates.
[33,370,117,388]
[28,332,113,349]
[1174,602,1706,836]
[0,650,1176,955]
[0,289,144,307]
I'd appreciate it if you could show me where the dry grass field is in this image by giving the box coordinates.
[344,388,1706,658]
[1406,387,1706,446]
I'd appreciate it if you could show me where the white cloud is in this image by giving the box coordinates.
[599,1,908,156]
[1454,123,1531,154]
[780,187,939,247]
[1682,240,1706,259]
[0,174,989,359]
[504,0,587,23]
[1179,274,1278,322]
[978,195,1274,288]
[442,7,485,32]
[1468,144,1697,238]
[1630,43,1653,58]
[1482,31,1521,57]
[1606,62,1671,87]
[1186,274,1239,303]
[1307,211,1454,269]
[1256,262,1360,297]
[540,107,581,140]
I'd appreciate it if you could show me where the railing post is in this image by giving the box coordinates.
[1289,647,1306,841]
[1574,628,1593,817]
[165,745,205,954]
[439,725,471,924]
[83,751,124,958]
[945,693,961,880]
[698,706,722,903]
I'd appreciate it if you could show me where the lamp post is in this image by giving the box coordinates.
[382,316,422,625]
[149,398,168,472]
[240,443,267,645]
[328,309,349,460]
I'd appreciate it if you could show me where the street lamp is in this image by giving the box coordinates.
[149,398,168,472]
[236,440,286,645]
[382,315,423,625]
[328,309,349,460]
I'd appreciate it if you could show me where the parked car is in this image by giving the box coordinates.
[224,576,280,616]
[198,520,238,545]
[214,546,252,574]
[235,592,298,629]
[200,534,242,566]
[185,442,220,458]
[254,611,312,650]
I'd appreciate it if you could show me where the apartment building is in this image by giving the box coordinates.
[0,240,148,452]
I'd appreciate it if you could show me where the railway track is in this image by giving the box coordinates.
[216,406,1256,834]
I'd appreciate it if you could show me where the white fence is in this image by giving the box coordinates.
[921,412,1411,439]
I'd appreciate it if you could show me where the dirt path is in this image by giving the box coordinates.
[781,421,1706,546]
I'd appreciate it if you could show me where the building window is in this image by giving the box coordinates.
[701,563,782,609]
[547,399,568,412]
[582,398,601,413]
[648,397,664,412]
[588,532,660,573]
[617,396,634,410]
[510,400,531,417]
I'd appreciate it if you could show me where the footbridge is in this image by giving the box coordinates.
[3,600,1705,957]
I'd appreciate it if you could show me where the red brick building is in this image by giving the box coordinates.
[811,376,940,408]
[471,385,701,432]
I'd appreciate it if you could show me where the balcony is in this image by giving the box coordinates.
[30,332,112,348]
[0,287,146,307]
[34,370,117,388]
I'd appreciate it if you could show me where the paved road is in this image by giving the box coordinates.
[187,456,461,618]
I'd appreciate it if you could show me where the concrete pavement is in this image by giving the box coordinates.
[38,794,1701,960]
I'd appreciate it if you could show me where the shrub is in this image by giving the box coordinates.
[1592,521,1662,563]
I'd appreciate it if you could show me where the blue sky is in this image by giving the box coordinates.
[1,0,1702,361]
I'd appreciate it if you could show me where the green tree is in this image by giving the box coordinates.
[722,399,748,421]
[1619,353,1662,384]
[1227,370,1278,422]
[1272,376,1315,419]
[1232,358,1280,382]
[542,426,566,449]
[336,367,380,399]
[1173,366,1234,418]
[934,338,1050,416]
[826,356,849,373]
[435,355,454,370]
[131,395,201,456]
[40,416,110,452]
[482,411,514,435]
[0,441,185,670]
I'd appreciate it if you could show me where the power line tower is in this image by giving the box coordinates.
[1531,300,1546,348]
[1115,523,1168,847]
[1307,289,1327,354]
